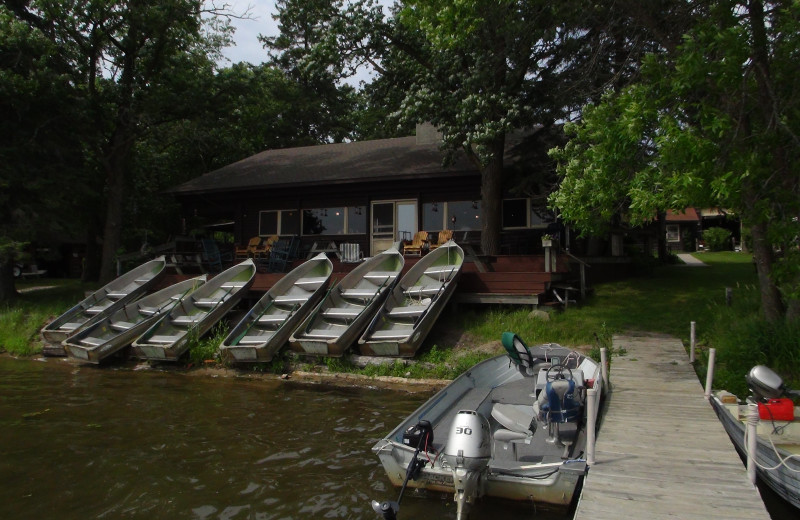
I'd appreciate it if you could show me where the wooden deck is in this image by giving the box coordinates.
[159,253,574,305]
[574,333,771,520]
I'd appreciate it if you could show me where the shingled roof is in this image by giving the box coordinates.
[171,135,484,196]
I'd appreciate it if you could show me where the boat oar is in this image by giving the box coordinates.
[303,278,339,334]
[371,421,432,520]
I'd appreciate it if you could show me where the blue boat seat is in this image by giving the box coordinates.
[541,378,580,423]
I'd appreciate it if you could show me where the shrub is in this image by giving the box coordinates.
[703,227,732,251]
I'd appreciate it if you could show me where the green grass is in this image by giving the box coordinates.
[0,279,91,355]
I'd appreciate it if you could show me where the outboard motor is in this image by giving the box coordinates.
[443,410,491,520]
[746,365,786,401]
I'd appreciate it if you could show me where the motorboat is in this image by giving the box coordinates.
[710,365,800,511]
[372,332,603,519]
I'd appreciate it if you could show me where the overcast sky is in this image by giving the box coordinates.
[216,0,278,66]
[213,0,381,86]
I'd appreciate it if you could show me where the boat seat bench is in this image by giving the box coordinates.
[340,288,380,299]
[79,336,105,347]
[321,307,362,319]
[59,322,83,331]
[110,321,136,332]
[257,314,290,325]
[403,285,445,297]
[387,305,428,318]
[363,271,397,283]
[145,335,183,344]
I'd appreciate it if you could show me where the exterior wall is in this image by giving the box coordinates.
[181,173,557,257]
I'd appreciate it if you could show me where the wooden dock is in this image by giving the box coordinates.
[574,333,771,520]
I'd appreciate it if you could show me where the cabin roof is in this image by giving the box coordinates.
[171,132,530,196]
[666,208,701,222]
[172,136,474,195]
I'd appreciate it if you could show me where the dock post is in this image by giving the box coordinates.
[600,347,609,394]
[746,403,759,485]
[704,348,716,398]
[689,321,696,363]
[586,387,597,466]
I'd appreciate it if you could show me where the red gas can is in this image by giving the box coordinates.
[757,398,795,421]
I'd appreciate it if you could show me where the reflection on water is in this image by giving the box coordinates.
[0,357,571,520]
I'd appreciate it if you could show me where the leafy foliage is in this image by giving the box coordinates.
[550,1,800,321]
[703,227,732,252]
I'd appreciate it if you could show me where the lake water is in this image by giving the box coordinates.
[0,357,571,520]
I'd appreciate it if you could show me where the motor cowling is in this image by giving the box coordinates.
[443,410,491,520]
[746,365,785,401]
[443,410,491,469]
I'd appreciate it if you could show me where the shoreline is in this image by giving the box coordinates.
[1,351,451,394]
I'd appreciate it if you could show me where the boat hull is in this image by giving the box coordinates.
[373,349,602,509]
[359,241,463,357]
[289,249,404,357]
[711,396,800,510]
[63,277,206,364]
[221,254,333,363]
[41,257,167,346]
[132,261,255,361]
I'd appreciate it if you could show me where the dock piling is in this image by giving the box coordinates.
[704,347,716,398]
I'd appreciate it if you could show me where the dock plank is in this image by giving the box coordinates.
[574,334,770,520]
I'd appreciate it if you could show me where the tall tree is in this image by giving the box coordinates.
[260,0,360,143]
[550,0,800,322]
[4,0,235,283]
[0,3,89,301]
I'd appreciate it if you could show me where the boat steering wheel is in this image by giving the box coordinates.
[546,364,573,382]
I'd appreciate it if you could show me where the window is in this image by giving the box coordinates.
[502,199,528,228]
[531,205,554,227]
[259,210,300,236]
[301,206,367,236]
[347,206,366,234]
[666,225,680,242]
[422,202,445,231]
[303,208,345,235]
[448,201,482,230]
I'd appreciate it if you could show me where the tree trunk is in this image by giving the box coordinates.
[479,137,506,256]
[750,221,784,322]
[656,210,669,261]
[0,259,18,304]
[98,131,131,283]
[98,31,137,284]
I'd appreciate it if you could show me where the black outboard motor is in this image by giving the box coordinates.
[746,365,786,401]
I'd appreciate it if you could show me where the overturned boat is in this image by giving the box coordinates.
[711,365,800,511]
[372,333,603,519]
[41,256,167,345]
[63,276,207,364]
[359,240,462,357]
[132,260,255,361]
[220,253,333,363]
[289,247,404,357]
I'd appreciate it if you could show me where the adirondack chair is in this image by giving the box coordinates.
[253,235,278,258]
[403,231,429,256]
[429,229,454,250]
[235,237,262,259]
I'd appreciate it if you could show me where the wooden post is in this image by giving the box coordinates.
[690,321,696,363]
[747,403,759,485]
[544,245,552,273]
[586,387,597,466]
[704,348,716,398]
[725,287,733,306]
[580,263,586,300]
[600,347,609,394]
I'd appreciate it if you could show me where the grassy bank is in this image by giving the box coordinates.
[3,252,797,396]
